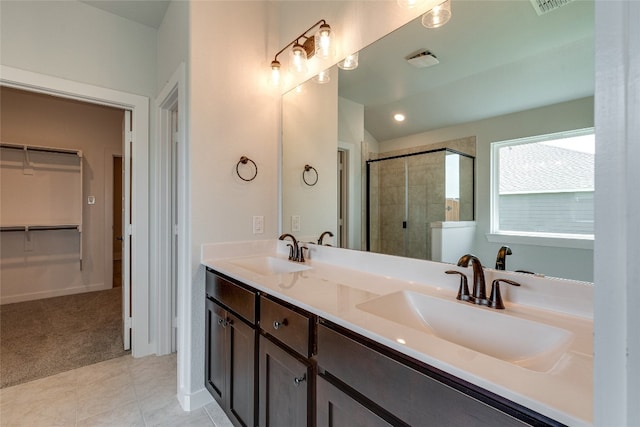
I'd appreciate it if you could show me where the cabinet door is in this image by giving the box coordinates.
[317,375,394,427]
[258,335,311,427]
[205,299,227,404]
[227,312,256,427]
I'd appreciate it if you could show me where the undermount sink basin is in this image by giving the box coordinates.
[357,290,574,372]
[229,256,311,276]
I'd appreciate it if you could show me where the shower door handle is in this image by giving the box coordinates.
[402,221,407,229]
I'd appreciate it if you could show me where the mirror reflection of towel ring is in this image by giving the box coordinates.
[303,164,318,186]
[236,156,258,182]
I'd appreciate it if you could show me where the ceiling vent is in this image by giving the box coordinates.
[529,0,576,15]
[406,50,439,69]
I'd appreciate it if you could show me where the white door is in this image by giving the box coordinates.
[122,110,132,351]
[170,108,179,352]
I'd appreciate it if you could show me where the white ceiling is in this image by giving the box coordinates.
[338,0,595,141]
[79,0,170,29]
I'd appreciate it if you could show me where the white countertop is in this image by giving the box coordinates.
[201,240,593,426]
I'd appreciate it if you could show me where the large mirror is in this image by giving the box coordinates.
[281,0,594,282]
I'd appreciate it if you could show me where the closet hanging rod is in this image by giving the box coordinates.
[0,142,82,157]
[0,225,80,232]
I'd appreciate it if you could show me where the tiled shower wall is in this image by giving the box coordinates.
[368,136,475,260]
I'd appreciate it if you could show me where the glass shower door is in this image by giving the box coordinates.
[373,157,407,257]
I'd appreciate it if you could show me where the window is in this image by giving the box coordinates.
[490,129,594,246]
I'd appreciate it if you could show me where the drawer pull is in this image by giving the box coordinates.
[293,374,306,386]
[273,319,288,330]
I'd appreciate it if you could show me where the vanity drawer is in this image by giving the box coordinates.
[206,268,256,325]
[260,295,313,358]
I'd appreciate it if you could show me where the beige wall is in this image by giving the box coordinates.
[282,76,339,242]
[0,87,123,303]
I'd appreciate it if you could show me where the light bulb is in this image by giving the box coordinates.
[422,0,451,29]
[314,69,331,84]
[290,43,307,74]
[397,0,426,8]
[338,52,359,70]
[314,23,332,59]
[270,60,281,86]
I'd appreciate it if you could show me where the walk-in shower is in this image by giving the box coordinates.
[367,148,474,260]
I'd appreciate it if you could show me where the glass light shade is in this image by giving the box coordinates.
[290,43,308,74]
[313,69,331,84]
[396,0,426,8]
[422,0,451,28]
[314,23,332,59]
[270,60,281,86]
[337,52,359,70]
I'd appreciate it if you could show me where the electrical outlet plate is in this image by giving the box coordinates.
[292,215,301,232]
[253,216,264,234]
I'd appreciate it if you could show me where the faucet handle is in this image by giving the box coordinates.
[286,243,295,261]
[445,270,471,301]
[488,278,521,309]
[298,246,308,262]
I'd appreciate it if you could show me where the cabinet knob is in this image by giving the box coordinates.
[293,374,306,386]
[273,319,288,330]
[217,318,229,327]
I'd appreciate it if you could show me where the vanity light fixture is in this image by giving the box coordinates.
[290,42,308,75]
[338,52,359,70]
[422,0,452,28]
[397,0,427,8]
[313,69,331,84]
[269,19,333,85]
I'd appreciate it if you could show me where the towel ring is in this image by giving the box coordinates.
[236,156,258,182]
[302,164,318,186]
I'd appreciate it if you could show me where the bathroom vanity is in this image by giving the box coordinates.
[202,240,593,427]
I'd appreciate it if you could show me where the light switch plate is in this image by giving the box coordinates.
[291,215,301,232]
[253,216,264,234]
[87,196,96,205]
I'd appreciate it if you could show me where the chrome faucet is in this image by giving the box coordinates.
[456,254,487,304]
[278,233,307,262]
[495,246,512,270]
[317,231,334,246]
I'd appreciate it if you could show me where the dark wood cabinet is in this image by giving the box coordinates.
[205,268,560,427]
[205,298,227,402]
[258,335,312,427]
[316,374,396,427]
[316,322,535,427]
[205,270,257,427]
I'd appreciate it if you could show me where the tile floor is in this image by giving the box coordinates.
[0,354,233,427]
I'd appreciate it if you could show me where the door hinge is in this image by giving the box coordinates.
[124,316,132,329]
[126,224,134,236]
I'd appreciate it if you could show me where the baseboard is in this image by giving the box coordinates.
[0,282,111,305]
[177,387,213,412]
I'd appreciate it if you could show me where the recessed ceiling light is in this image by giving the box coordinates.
[394,113,406,122]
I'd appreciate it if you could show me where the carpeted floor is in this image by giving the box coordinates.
[0,287,129,388]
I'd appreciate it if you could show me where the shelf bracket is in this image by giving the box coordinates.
[22,146,34,175]
[24,226,33,251]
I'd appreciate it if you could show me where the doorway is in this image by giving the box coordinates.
[113,155,123,287]
[1,65,152,357]
[0,86,130,387]
[337,149,348,248]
